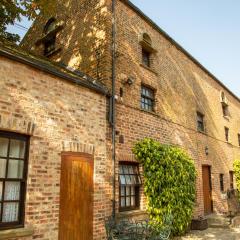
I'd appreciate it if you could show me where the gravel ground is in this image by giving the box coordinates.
[176,227,240,240]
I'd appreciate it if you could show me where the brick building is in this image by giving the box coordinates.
[0,42,111,239]
[1,0,240,239]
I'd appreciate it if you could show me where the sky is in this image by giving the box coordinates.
[8,1,240,97]
[130,0,240,97]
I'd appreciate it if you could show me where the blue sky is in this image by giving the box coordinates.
[130,0,240,97]
[8,1,240,97]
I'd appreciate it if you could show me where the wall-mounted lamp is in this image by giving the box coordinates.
[122,77,134,86]
[205,146,209,156]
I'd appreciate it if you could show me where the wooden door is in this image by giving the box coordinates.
[202,166,213,215]
[59,152,93,240]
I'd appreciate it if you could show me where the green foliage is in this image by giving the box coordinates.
[233,159,240,198]
[133,138,197,236]
[0,0,56,42]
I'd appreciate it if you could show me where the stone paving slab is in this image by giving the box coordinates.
[175,228,240,240]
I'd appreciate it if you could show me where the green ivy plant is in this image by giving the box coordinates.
[133,138,197,236]
[233,159,240,199]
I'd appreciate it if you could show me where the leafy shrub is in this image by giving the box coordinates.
[233,159,240,198]
[133,138,197,236]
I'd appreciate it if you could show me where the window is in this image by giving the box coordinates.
[141,33,152,68]
[43,18,57,56]
[142,49,151,67]
[197,112,205,132]
[238,134,240,147]
[222,104,229,117]
[219,174,224,192]
[119,163,141,211]
[141,85,155,111]
[229,171,234,189]
[224,127,229,142]
[0,131,29,229]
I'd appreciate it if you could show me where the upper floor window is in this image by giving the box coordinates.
[229,171,234,189]
[119,163,141,212]
[197,112,205,132]
[0,131,29,229]
[224,127,229,142]
[43,18,57,56]
[219,174,224,192]
[141,85,155,112]
[220,92,229,117]
[141,33,153,68]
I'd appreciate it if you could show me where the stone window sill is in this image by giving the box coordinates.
[0,226,34,240]
[140,64,158,75]
[117,210,147,219]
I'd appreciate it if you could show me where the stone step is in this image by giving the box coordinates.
[206,214,231,229]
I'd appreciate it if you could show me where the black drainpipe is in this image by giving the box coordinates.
[111,0,117,219]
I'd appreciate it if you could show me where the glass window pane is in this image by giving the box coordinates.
[128,166,134,174]
[130,175,136,184]
[7,160,24,179]
[121,197,125,207]
[120,175,126,184]
[126,197,130,207]
[123,166,129,174]
[126,186,131,196]
[0,138,8,157]
[0,182,2,201]
[131,186,135,195]
[2,202,19,222]
[131,196,135,206]
[119,165,124,174]
[0,158,7,178]
[9,140,26,159]
[120,186,125,196]
[125,175,131,185]
[4,181,20,200]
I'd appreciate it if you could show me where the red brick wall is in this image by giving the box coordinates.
[0,56,110,240]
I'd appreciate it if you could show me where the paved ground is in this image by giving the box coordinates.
[176,227,240,240]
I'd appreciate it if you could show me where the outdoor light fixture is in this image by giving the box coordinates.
[205,146,209,156]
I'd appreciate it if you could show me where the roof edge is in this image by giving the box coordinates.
[0,46,109,96]
[121,0,240,103]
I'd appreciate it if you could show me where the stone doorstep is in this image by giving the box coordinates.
[206,214,231,229]
[0,226,34,240]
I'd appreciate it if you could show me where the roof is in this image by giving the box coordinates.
[122,0,240,103]
[0,41,109,96]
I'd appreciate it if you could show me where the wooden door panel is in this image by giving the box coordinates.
[59,153,93,240]
[202,166,213,215]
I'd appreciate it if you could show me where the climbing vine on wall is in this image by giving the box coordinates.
[133,138,197,235]
[233,159,240,200]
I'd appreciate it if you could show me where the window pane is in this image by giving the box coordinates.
[128,166,134,174]
[120,175,126,184]
[9,140,26,159]
[131,196,135,206]
[121,197,125,207]
[126,186,131,195]
[131,186,135,195]
[119,165,124,174]
[7,160,24,179]
[120,186,125,196]
[123,166,129,174]
[4,182,20,200]
[125,175,131,185]
[0,182,2,201]
[0,138,8,157]
[2,203,19,222]
[0,158,7,178]
[126,197,130,207]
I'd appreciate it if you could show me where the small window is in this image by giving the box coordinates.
[238,134,240,147]
[0,131,29,229]
[222,104,229,117]
[197,112,205,132]
[219,174,224,192]
[43,18,57,56]
[224,127,229,142]
[141,85,155,111]
[119,163,141,212]
[142,49,151,67]
[229,171,234,189]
